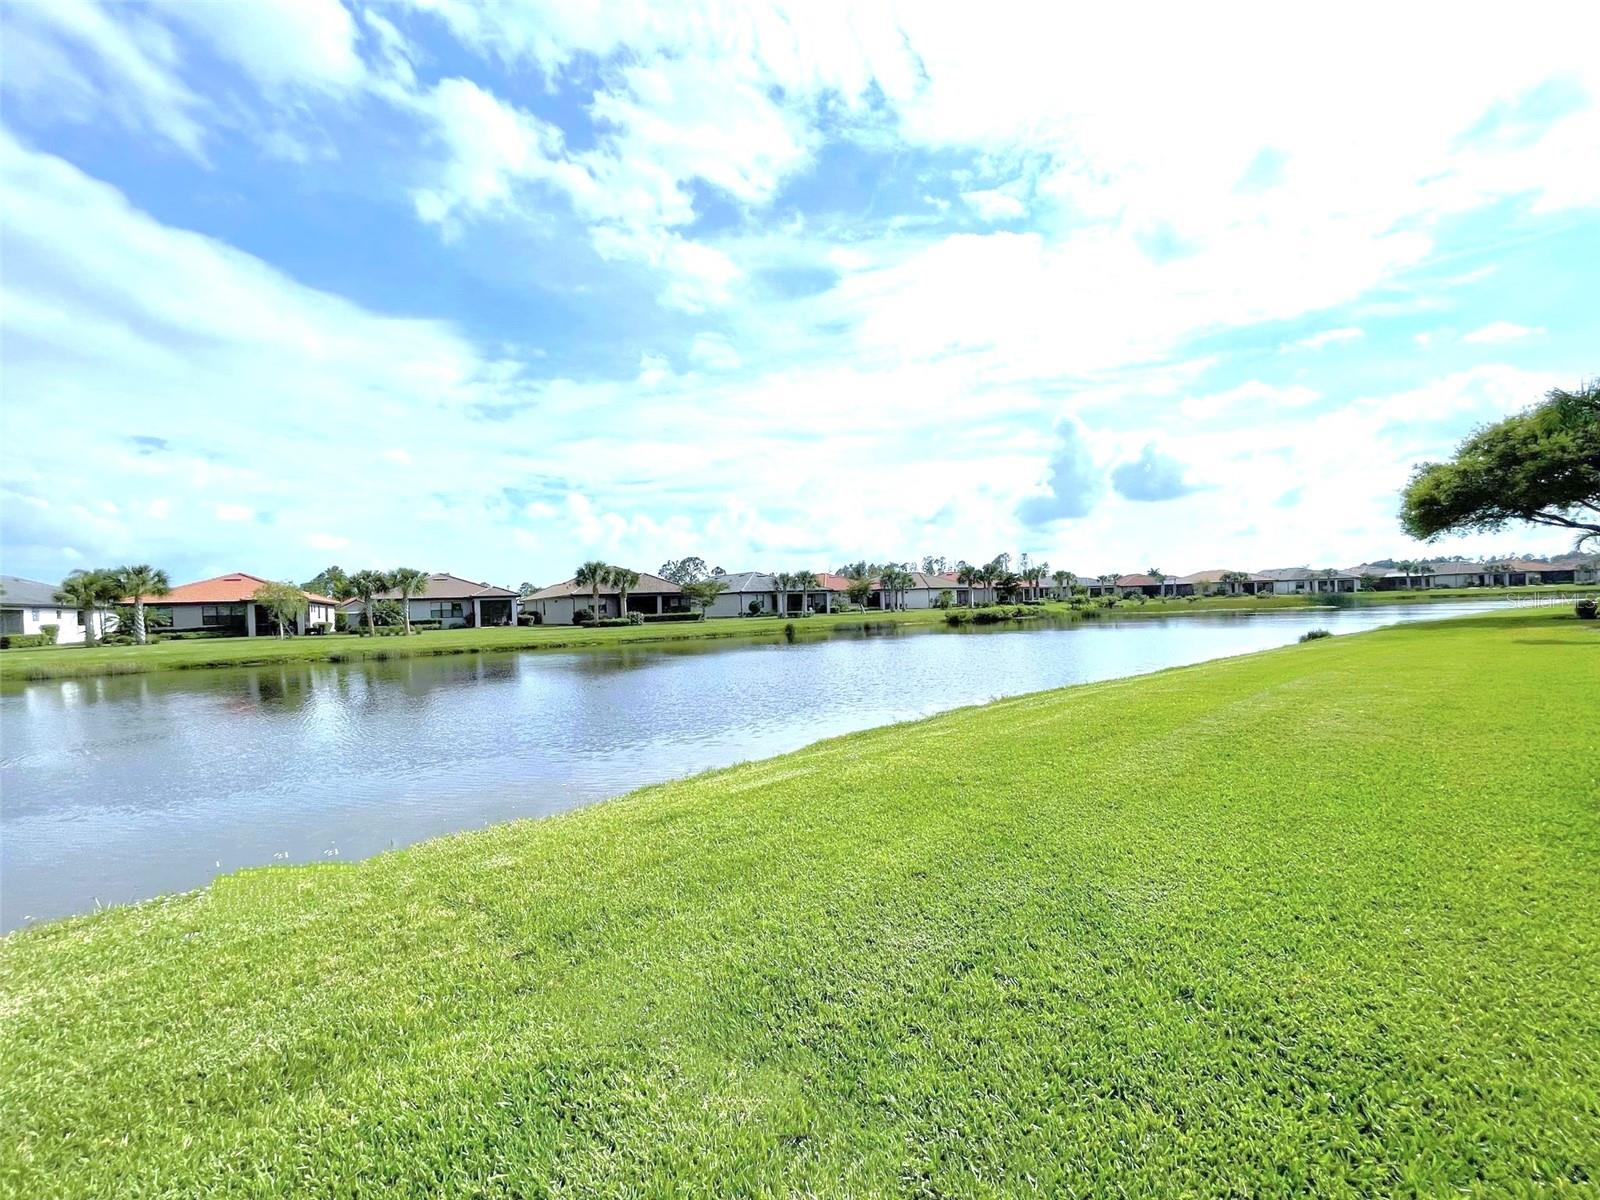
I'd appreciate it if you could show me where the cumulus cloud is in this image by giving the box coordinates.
[1110,444,1203,502]
[1018,421,1102,525]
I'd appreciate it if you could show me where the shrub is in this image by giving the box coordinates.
[0,633,54,650]
[369,599,404,627]
[518,613,543,626]
[1319,592,1355,609]
[1576,598,1597,620]
[640,612,699,623]
[39,623,60,644]
[160,629,235,641]
[1300,628,1333,642]
[573,607,597,625]
[944,611,971,626]
[784,622,796,643]
[747,600,765,616]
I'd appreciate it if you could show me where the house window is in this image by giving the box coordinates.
[202,604,245,626]
[30,609,39,620]
[428,602,464,620]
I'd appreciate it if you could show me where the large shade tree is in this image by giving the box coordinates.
[1401,381,1600,548]
[53,569,120,647]
[116,564,170,645]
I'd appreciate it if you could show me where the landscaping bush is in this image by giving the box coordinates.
[640,612,700,623]
[369,600,404,627]
[1576,598,1597,620]
[594,617,641,627]
[1300,628,1333,642]
[573,607,597,625]
[159,629,236,642]
[410,620,443,631]
[518,613,543,626]
[1319,592,1356,609]
[0,633,54,650]
[944,611,971,626]
[39,623,60,644]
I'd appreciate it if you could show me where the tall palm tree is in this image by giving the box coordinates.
[390,567,429,634]
[1147,567,1167,597]
[574,560,612,620]
[1417,562,1435,590]
[54,569,119,647]
[1052,569,1071,598]
[347,569,391,637]
[791,569,820,614]
[115,564,170,645]
[774,571,793,615]
[612,567,641,619]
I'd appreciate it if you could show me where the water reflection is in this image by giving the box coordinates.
[1,602,1504,929]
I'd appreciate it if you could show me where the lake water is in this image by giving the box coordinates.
[0,602,1504,930]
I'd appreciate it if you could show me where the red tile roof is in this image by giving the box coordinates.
[134,573,338,606]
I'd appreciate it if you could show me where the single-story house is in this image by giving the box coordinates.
[867,571,969,609]
[1256,567,1363,594]
[1106,573,1167,597]
[1178,569,1273,596]
[699,572,846,618]
[1530,555,1600,585]
[340,573,518,629]
[526,571,690,624]
[0,574,97,643]
[133,573,338,636]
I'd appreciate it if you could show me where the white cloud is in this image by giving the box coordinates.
[1181,381,1321,422]
[0,0,208,157]
[960,184,1027,222]
[1282,327,1364,352]
[307,533,350,551]
[153,0,364,93]
[689,333,742,371]
[1462,320,1544,344]
[214,504,254,522]
[382,448,413,465]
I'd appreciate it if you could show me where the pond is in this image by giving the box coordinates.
[0,602,1505,930]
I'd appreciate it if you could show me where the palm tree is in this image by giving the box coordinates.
[613,567,641,619]
[956,563,979,606]
[791,569,820,614]
[347,569,391,637]
[115,564,170,645]
[1052,569,1071,598]
[389,567,429,634]
[1148,567,1166,598]
[574,560,612,620]
[1417,562,1436,590]
[54,569,119,647]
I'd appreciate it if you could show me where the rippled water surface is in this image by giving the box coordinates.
[1,602,1505,929]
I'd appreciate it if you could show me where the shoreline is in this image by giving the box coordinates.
[2,585,1588,683]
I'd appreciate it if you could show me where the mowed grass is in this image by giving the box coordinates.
[2,586,1578,683]
[2,610,1597,1196]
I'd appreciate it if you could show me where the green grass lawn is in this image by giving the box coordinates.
[3,608,1595,1195]
[5,585,1587,683]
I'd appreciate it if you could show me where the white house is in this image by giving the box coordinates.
[133,573,339,637]
[341,573,519,629]
[1256,567,1362,594]
[0,575,97,644]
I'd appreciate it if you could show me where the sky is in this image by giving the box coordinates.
[1,1,1597,588]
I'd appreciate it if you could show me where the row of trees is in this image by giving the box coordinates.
[301,565,436,635]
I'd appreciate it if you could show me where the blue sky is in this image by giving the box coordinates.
[1,1,1596,587]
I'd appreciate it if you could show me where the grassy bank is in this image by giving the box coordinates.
[3,608,1596,1195]
[4,586,1583,683]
